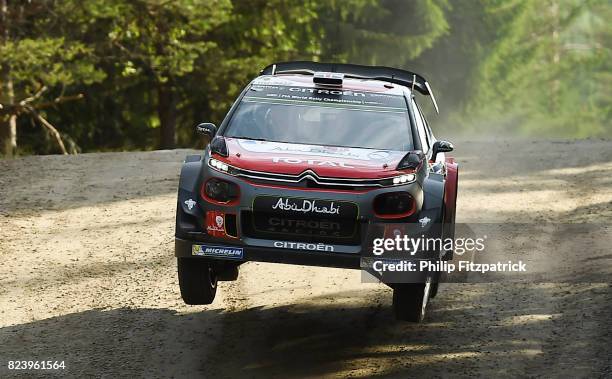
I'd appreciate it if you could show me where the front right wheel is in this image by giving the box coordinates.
[177,258,217,305]
[392,277,432,322]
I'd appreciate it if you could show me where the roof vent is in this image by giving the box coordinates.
[313,72,344,87]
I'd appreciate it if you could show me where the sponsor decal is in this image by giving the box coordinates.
[184,198,196,210]
[192,244,243,259]
[269,218,341,232]
[273,241,335,252]
[246,83,405,106]
[253,196,358,219]
[419,216,431,228]
[251,77,295,86]
[206,211,227,237]
[253,196,359,219]
[272,197,340,216]
[272,157,354,168]
[256,216,353,238]
[383,224,408,240]
[287,87,366,97]
[236,139,404,161]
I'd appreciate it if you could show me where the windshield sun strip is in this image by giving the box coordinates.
[241,96,408,113]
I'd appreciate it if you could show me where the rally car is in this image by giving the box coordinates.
[175,61,458,322]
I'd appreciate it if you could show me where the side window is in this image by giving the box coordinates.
[412,99,429,153]
[418,103,435,145]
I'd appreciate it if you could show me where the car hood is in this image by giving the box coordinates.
[221,138,409,179]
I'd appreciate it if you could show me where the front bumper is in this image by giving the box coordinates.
[175,236,435,283]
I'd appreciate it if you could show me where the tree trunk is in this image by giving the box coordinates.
[549,0,560,113]
[0,111,17,157]
[157,80,176,150]
[0,0,17,157]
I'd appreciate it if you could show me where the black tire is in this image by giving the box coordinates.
[178,258,217,305]
[392,277,432,322]
[429,282,439,299]
[429,270,441,299]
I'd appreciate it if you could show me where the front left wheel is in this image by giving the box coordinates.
[178,258,217,305]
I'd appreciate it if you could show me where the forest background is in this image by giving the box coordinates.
[0,0,609,156]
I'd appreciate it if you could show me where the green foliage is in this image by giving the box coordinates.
[463,0,611,137]
[0,38,104,87]
[317,0,450,65]
[1,0,610,156]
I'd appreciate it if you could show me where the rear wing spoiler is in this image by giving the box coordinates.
[260,61,439,113]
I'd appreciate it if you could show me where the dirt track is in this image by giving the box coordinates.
[1,138,611,378]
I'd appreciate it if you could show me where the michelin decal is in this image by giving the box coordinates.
[192,245,243,259]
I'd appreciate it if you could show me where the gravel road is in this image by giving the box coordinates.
[1,138,611,378]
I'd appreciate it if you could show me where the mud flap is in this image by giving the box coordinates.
[442,159,458,260]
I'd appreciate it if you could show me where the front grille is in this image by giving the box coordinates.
[245,176,371,191]
[241,210,361,244]
[235,168,384,190]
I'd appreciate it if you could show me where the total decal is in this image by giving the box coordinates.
[206,211,231,238]
[272,157,354,168]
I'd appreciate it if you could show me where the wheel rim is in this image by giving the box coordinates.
[420,276,432,320]
[208,267,217,289]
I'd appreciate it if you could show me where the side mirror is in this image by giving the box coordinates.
[195,123,217,140]
[431,140,454,162]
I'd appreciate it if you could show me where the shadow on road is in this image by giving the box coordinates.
[1,284,610,378]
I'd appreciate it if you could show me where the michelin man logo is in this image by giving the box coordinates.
[184,199,196,210]
[419,216,431,228]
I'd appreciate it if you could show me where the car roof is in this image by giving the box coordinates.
[252,74,410,97]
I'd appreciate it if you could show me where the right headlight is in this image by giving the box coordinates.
[201,178,240,204]
[378,173,416,187]
[392,174,415,185]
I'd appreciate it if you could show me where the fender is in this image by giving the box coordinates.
[179,155,203,192]
[420,173,445,223]
[176,155,204,238]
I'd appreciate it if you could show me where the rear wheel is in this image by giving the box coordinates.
[178,258,217,305]
[392,276,432,322]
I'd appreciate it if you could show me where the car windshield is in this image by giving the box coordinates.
[224,85,413,151]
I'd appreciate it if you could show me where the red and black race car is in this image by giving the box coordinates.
[175,61,458,321]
